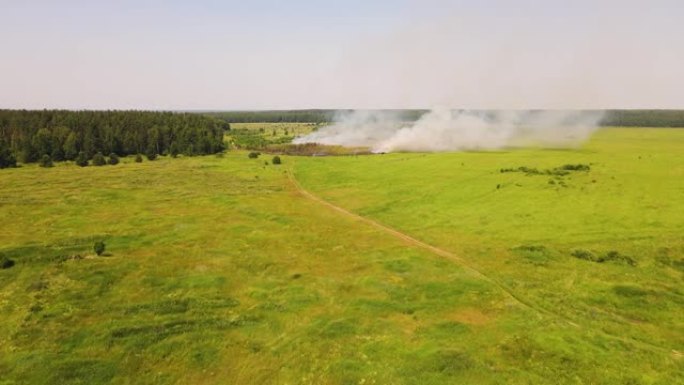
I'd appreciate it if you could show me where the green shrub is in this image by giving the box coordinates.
[0,141,17,169]
[560,164,591,171]
[571,249,594,261]
[92,152,106,166]
[145,150,157,161]
[597,250,637,266]
[500,164,591,176]
[248,151,260,159]
[39,154,53,168]
[94,241,106,256]
[135,154,143,163]
[75,151,89,167]
[108,153,120,165]
[0,253,15,269]
[272,156,282,165]
[570,249,636,266]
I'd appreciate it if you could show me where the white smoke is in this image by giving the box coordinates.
[293,109,604,153]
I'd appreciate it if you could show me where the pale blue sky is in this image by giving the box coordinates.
[1,0,683,109]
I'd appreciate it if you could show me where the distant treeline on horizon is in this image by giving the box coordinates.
[204,109,684,127]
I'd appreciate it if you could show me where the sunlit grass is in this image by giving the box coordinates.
[0,128,682,384]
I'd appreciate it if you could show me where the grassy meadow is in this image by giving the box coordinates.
[0,127,682,384]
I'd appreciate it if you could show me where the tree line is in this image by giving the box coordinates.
[204,110,431,123]
[206,109,684,127]
[0,110,230,168]
[204,110,339,123]
[599,110,684,127]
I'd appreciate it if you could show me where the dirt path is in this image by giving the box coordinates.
[286,170,558,320]
[286,168,677,356]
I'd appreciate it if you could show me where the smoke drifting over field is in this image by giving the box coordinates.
[293,109,604,153]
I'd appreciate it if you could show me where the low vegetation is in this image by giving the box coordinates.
[0,127,682,384]
[571,249,638,266]
[93,241,106,256]
[500,163,591,176]
[0,253,15,269]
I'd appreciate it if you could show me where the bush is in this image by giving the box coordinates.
[145,150,157,161]
[94,241,106,256]
[0,254,15,269]
[135,154,143,163]
[75,151,89,167]
[570,249,636,266]
[92,152,106,166]
[39,154,53,168]
[108,153,120,165]
[248,151,260,159]
[0,141,17,169]
[571,249,594,261]
[272,156,282,165]
[597,250,637,266]
[560,164,591,171]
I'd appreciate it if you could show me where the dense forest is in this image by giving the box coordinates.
[599,110,684,127]
[0,110,229,168]
[203,110,429,123]
[206,109,684,127]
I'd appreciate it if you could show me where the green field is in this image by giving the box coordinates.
[0,128,682,384]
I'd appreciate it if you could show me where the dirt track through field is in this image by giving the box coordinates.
[286,170,556,319]
[286,168,677,357]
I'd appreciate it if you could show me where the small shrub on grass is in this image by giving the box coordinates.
[571,249,594,261]
[108,153,119,165]
[248,151,260,159]
[94,241,106,256]
[92,152,106,166]
[272,156,282,165]
[145,151,157,161]
[39,154,53,168]
[75,151,89,167]
[597,250,637,266]
[560,164,591,171]
[513,245,554,265]
[135,154,143,163]
[0,254,15,269]
[570,249,636,266]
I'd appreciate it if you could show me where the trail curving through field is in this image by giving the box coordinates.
[286,167,677,357]
[286,170,560,320]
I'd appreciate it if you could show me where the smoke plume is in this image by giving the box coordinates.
[293,109,604,153]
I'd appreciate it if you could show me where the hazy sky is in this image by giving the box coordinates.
[1,0,683,110]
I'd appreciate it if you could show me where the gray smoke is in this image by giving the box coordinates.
[293,109,604,153]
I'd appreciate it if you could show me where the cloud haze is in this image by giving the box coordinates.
[0,0,682,110]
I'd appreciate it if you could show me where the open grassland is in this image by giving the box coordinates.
[0,128,682,384]
[294,127,684,377]
[226,122,320,150]
[229,122,320,138]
